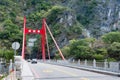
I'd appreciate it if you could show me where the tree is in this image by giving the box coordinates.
[68,39,95,59]
[0,49,14,62]
[107,42,120,60]
[61,46,70,58]
[43,5,66,24]
[102,32,120,44]
[4,50,14,62]
[0,19,22,49]
[93,48,107,60]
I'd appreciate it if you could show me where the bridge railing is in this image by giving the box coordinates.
[39,59,120,74]
[11,56,34,80]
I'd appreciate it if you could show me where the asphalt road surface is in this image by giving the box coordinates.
[28,62,120,80]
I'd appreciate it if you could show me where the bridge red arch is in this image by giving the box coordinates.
[22,17,46,61]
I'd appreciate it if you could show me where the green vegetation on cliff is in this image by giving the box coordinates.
[0,0,120,61]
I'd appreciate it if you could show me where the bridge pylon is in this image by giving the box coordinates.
[21,17,46,61]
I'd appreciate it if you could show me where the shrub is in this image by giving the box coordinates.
[107,42,120,61]
[93,54,104,60]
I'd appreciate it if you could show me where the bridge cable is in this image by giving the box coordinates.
[46,31,51,60]
[45,22,65,60]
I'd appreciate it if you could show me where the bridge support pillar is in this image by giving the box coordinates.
[22,17,46,61]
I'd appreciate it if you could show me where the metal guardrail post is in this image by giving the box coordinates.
[73,59,75,63]
[104,59,107,70]
[84,59,87,66]
[93,59,96,68]
[78,59,80,65]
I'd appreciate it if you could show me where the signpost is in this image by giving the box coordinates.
[11,42,20,78]
[12,42,20,56]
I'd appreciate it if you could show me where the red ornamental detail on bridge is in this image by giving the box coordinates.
[25,29,41,34]
[22,16,46,61]
[25,28,46,34]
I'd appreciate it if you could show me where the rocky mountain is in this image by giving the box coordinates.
[44,0,120,49]
[55,0,120,38]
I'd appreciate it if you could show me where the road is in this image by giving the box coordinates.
[28,62,120,80]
